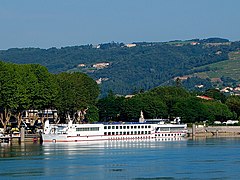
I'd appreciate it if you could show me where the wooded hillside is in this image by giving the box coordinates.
[0,38,239,96]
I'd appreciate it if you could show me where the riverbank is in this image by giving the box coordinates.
[188,125,240,137]
[0,133,40,144]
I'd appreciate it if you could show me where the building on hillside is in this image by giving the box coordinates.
[93,62,110,69]
[190,42,200,45]
[77,64,86,67]
[125,95,135,98]
[196,95,213,100]
[96,78,109,84]
[220,87,233,93]
[125,43,136,48]
[195,84,204,88]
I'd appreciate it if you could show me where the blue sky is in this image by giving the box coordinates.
[0,0,239,49]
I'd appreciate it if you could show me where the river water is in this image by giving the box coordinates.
[1,137,240,180]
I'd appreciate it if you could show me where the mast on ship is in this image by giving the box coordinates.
[139,110,145,123]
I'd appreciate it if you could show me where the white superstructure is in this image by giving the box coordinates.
[42,119,187,143]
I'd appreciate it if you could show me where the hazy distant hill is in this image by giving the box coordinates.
[0,38,239,96]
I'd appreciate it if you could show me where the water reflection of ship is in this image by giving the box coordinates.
[102,137,187,148]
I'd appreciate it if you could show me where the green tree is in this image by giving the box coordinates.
[56,72,99,122]
[173,97,208,123]
[203,101,233,123]
[97,92,125,121]
[121,96,144,121]
[0,62,23,131]
[85,105,99,123]
[148,86,190,118]
[204,89,226,103]
[225,95,240,119]
[135,94,168,119]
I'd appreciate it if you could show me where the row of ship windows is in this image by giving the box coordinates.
[104,125,151,130]
[155,133,182,137]
[76,127,100,131]
[104,131,151,136]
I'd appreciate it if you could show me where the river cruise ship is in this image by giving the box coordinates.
[42,118,187,143]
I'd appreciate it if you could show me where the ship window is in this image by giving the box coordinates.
[76,127,99,131]
[123,132,126,135]
[120,126,122,129]
[160,127,169,131]
[116,132,118,135]
[141,126,144,129]
[138,126,140,129]
[120,132,122,135]
[108,126,111,129]
[104,126,107,129]
[148,125,151,128]
[131,131,133,135]
[123,126,126,129]
[134,126,137,129]
[108,132,111,135]
[116,126,119,129]
[90,127,99,131]
[141,131,144,134]
[145,131,147,134]
[170,127,183,131]
[112,126,115,129]
[138,131,140,134]
[145,126,147,128]
[112,132,115,135]
[127,126,129,129]
[131,126,133,129]
[148,131,151,134]
[104,132,107,135]
[127,132,129,135]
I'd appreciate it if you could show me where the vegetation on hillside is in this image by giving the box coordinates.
[1,38,239,96]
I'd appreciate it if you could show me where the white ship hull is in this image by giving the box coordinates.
[42,120,187,143]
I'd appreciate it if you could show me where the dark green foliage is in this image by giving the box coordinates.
[97,92,125,122]
[225,96,240,119]
[55,72,100,119]
[199,38,230,43]
[121,96,144,121]
[173,97,208,123]
[97,86,234,123]
[203,101,234,123]
[221,76,237,87]
[85,105,99,123]
[0,61,61,130]
[135,94,168,119]
[204,89,226,103]
[181,77,213,92]
[1,38,239,96]
[0,61,100,129]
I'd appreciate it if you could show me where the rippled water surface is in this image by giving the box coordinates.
[1,137,240,179]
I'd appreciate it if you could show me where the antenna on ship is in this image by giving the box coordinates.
[139,110,145,123]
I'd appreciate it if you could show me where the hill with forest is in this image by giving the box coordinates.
[170,49,240,93]
[0,37,240,96]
